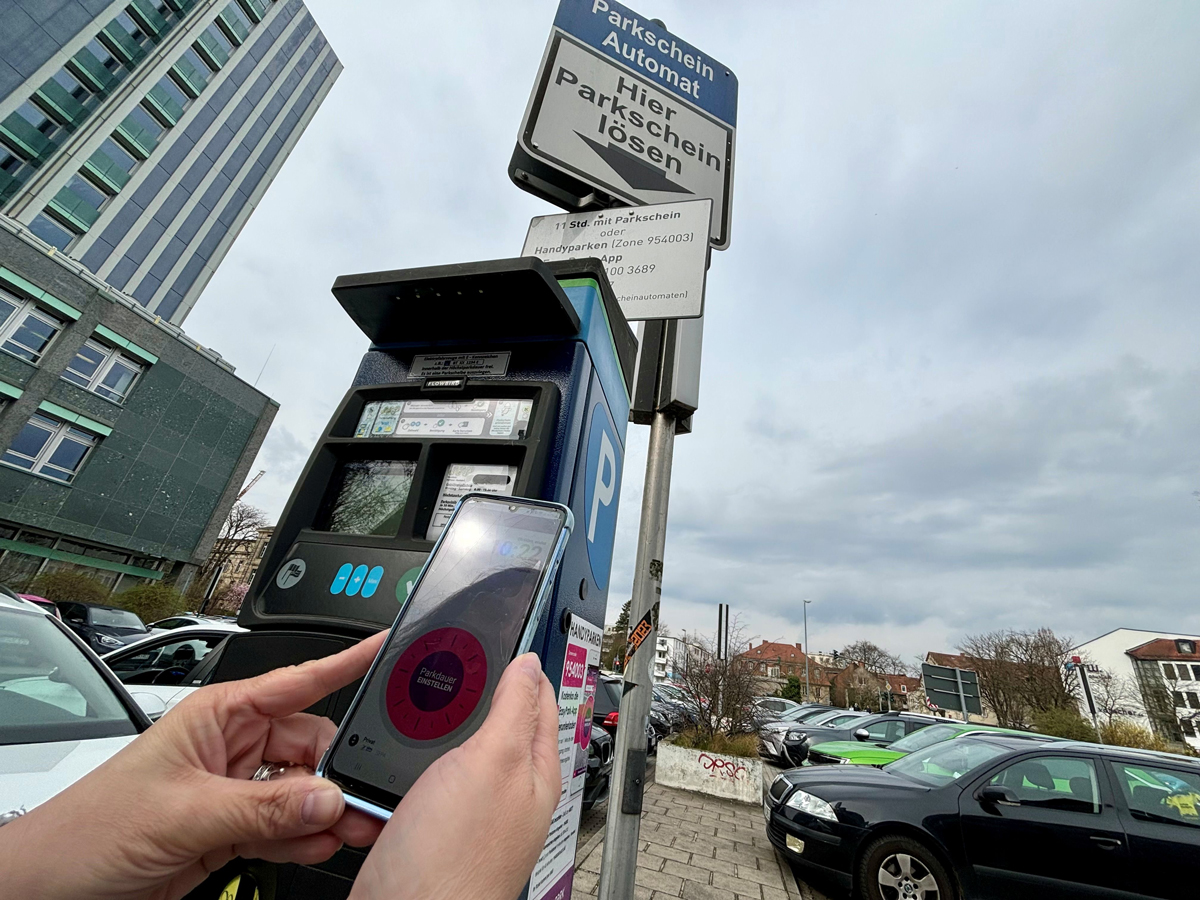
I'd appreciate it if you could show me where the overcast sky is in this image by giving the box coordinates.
[185,1,1200,664]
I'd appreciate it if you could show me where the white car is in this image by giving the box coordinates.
[0,593,157,819]
[146,613,238,634]
[100,621,244,717]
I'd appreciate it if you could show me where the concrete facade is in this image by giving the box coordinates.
[0,217,275,592]
[1,0,339,323]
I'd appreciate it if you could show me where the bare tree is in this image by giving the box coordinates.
[672,616,760,740]
[196,501,268,608]
[1087,667,1143,728]
[842,640,908,676]
[959,628,1076,728]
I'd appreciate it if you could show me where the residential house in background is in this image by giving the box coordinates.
[1073,628,1200,751]
[828,662,922,711]
[204,522,270,597]
[737,640,830,702]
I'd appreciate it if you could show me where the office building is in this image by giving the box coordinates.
[0,0,338,592]
[1,0,340,323]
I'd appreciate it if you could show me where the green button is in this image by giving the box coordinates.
[395,566,423,603]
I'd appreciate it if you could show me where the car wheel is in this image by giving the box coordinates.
[857,835,956,900]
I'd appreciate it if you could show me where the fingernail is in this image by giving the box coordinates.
[301,784,343,825]
[516,653,542,682]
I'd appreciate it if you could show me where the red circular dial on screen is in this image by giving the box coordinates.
[385,627,488,740]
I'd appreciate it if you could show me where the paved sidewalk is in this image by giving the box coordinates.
[571,780,829,900]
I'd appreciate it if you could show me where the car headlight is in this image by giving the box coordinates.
[784,789,838,822]
[785,729,808,742]
[96,634,121,647]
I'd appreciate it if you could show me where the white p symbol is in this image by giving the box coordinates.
[588,430,616,543]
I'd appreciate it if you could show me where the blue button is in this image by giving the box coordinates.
[361,565,385,599]
[330,563,353,595]
[345,564,369,597]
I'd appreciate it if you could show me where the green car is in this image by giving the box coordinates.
[806,721,1045,766]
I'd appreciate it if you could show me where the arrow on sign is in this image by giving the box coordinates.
[574,132,693,194]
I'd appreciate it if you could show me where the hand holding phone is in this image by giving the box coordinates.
[318,494,572,817]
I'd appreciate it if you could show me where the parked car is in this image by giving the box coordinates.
[752,699,829,732]
[754,696,804,719]
[594,673,663,751]
[99,622,245,719]
[654,685,698,724]
[0,592,154,818]
[780,710,942,766]
[766,734,1200,900]
[58,602,148,654]
[759,707,862,764]
[807,720,1054,766]
[17,593,60,619]
[146,614,237,633]
[582,728,613,812]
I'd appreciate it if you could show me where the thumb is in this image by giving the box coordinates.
[474,653,548,751]
[196,774,346,849]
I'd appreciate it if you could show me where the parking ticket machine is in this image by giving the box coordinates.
[190,258,634,899]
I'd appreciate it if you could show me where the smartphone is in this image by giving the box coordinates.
[317,493,573,818]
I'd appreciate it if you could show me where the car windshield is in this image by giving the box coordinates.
[776,706,829,724]
[885,738,1010,786]
[888,723,962,753]
[0,608,137,745]
[809,709,856,726]
[90,608,145,631]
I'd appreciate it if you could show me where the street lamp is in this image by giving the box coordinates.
[803,599,812,702]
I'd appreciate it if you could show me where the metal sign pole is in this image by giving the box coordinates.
[597,369,677,900]
[954,667,971,723]
[1075,663,1104,743]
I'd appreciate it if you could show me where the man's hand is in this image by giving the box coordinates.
[349,652,561,900]
[0,631,387,900]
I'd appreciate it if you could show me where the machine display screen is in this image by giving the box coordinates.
[321,460,416,536]
[355,399,533,441]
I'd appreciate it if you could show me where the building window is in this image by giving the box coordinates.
[98,137,138,175]
[1176,640,1196,655]
[86,38,123,74]
[28,212,78,251]
[1163,663,1180,680]
[901,684,908,693]
[156,75,190,113]
[1188,692,1200,710]
[63,173,110,213]
[112,11,148,46]
[14,100,56,136]
[1173,691,1186,709]
[1192,665,1200,681]
[126,102,167,139]
[0,290,64,362]
[52,69,91,103]
[62,339,143,402]
[1182,719,1197,737]
[1,413,98,482]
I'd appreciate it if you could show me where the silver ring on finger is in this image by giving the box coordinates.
[251,762,288,782]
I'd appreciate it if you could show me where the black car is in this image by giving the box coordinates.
[594,673,666,751]
[58,601,148,654]
[781,710,941,766]
[582,727,613,812]
[765,734,1200,900]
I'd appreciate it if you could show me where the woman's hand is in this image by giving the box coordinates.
[349,652,561,900]
[0,631,388,900]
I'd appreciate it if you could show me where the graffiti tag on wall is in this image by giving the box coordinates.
[697,753,748,781]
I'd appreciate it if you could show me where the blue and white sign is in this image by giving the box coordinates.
[553,0,738,126]
[583,401,622,589]
[518,0,737,248]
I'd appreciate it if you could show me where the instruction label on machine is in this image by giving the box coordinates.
[523,198,711,320]
[530,615,603,900]
[355,399,532,440]
[410,352,510,378]
[425,463,518,540]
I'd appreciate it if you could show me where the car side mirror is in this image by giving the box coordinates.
[853,728,871,741]
[978,785,1020,806]
[127,690,167,722]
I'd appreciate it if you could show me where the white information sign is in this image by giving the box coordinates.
[519,33,734,248]
[523,198,711,320]
[529,616,603,900]
[425,463,517,541]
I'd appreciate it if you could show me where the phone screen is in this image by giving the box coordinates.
[326,496,567,804]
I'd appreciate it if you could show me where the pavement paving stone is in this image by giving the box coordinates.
[734,863,785,889]
[681,879,738,900]
[711,871,766,897]
[646,842,694,864]
[760,885,790,900]
[636,867,685,894]
[714,845,768,867]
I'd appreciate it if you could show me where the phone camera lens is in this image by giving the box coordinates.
[348,734,359,747]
